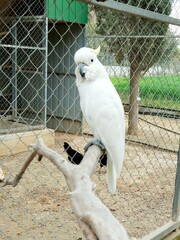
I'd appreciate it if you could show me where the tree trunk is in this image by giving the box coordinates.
[127,65,142,135]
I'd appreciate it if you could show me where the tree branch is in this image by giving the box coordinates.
[1,138,129,240]
[1,151,37,187]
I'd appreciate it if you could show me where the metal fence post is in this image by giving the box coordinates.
[43,16,48,128]
[172,145,180,221]
[12,20,18,118]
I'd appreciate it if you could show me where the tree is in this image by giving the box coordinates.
[158,31,180,66]
[94,0,172,135]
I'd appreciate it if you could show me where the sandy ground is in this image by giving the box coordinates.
[0,114,179,239]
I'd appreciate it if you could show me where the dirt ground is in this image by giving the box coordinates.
[0,115,179,239]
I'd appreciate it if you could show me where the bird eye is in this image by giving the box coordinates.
[91,59,94,62]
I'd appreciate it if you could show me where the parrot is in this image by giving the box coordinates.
[74,46,125,194]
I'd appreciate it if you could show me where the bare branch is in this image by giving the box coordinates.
[30,138,129,240]
[30,138,74,178]
[0,167,5,182]
[1,151,37,187]
[2,138,130,240]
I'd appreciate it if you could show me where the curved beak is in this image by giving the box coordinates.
[79,63,86,77]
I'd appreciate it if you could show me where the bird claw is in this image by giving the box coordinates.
[84,139,106,153]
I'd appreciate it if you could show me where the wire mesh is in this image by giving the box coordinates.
[0,0,180,239]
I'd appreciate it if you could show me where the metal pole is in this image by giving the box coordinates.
[43,17,48,128]
[12,20,18,118]
[79,0,180,26]
[172,145,180,221]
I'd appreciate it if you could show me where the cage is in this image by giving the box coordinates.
[0,0,88,142]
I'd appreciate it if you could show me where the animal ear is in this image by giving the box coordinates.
[91,46,100,56]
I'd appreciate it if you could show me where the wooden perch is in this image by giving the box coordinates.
[0,167,5,181]
[1,138,129,240]
[1,151,37,187]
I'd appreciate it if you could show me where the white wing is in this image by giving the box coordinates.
[77,76,125,193]
[94,94,125,193]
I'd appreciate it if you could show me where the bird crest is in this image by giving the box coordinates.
[90,46,101,56]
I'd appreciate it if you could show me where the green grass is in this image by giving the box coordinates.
[111,75,180,110]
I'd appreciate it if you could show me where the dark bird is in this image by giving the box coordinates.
[99,153,107,168]
[63,142,83,165]
[63,142,107,169]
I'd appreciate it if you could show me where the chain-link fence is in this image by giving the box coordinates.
[0,0,180,239]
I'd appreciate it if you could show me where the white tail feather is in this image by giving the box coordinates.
[107,160,117,194]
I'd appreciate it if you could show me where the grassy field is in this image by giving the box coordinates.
[111,75,180,110]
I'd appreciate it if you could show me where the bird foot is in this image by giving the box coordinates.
[84,139,106,153]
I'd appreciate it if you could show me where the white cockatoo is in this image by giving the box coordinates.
[74,46,125,193]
